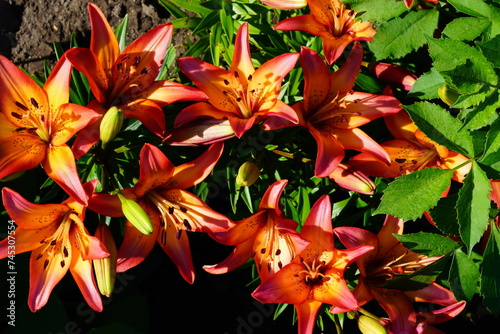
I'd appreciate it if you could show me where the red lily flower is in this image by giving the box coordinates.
[264,45,401,177]
[333,215,466,334]
[274,0,376,65]
[89,143,233,283]
[404,0,439,9]
[0,55,99,205]
[66,3,208,157]
[348,110,471,182]
[204,179,309,282]
[163,22,299,145]
[252,195,373,334]
[0,181,109,312]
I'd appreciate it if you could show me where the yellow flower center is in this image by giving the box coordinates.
[299,257,331,286]
[11,97,50,142]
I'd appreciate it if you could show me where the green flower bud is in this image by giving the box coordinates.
[358,315,388,334]
[117,192,153,235]
[93,223,117,297]
[100,106,124,148]
[236,161,260,187]
[438,84,460,107]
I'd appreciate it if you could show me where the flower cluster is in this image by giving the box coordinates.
[3,0,499,332]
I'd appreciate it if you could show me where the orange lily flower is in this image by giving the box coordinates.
[0,55,99,205]
[252,195,373,334]
[333,215,466,334]
[264,45,401,178]
[274,0,376,65]
[0,181,109,312]
[204,179,310,282]
[348,110,471,182]
[163,22,299,145]
[88,143,233,283]
[404,0,439,9]
[66,3,208,157]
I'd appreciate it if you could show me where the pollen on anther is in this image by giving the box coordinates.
[11,112,23,119]
[260,248,267,254]
[14,101,29,111]
[60,260,65,268]
[35,253,43,260]
[63,247,69,258]
[168,207,175,214]
[223,79,230,85]
[30,98,39,109]
[43,259,50,270]
[180,207,188,213]
[275,249,281,255]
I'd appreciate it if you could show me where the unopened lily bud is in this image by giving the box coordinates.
[236,161,260,187]
[358,315,388,334]
[438,84,460,106]
[117,192,153,235]
[1,170,25,182]
[93,223,117,297]
[100,106,124,148]
[329,163,375,195]
[370,62,417,91]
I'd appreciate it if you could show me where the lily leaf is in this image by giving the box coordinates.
[394,232,460,257]
[404,102,474,157]
[370,9,439,60]
[374,168,454,221]
[450,249,480,302]
[457,161,491,254]
[481,223,500,316]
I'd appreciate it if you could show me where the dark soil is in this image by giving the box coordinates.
[0,0,177,74]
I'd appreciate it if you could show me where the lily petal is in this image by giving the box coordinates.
[88,3,120,76]
[164,118,235,146]
[69,241,103,312]
[262,0,307,9]
[210,211,266,245]
[134,143,175,197]
[231,22,254,86]
[122,99,166,137]
[329,42,363,94]
[251,262,310,304]
[372,288,417,334]
[313,267,360,311]
[300,47,330,113]
[0,134,46,180]
[203,238,254,274]
[259,179,288,214]
[43,145,87,205]
[0,55,49,128]
[0,225,58,258]
[308,126,344,178]
[65,48,109,103]
[1,187,69,230]
[140,80,209,106]
[295,301,324,334]
[169,142,224,189]
[50,103,101,146]
[334,127,391,166]
[43,55,72,109]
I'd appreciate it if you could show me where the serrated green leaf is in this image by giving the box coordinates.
[408,67,445,99]
[404,102,474,157]
[481,115,500,159]
[457,161,492,253]
[382,254,450,291]
[447,0,500,36]
[394,232,460,257]
[441,59,498,95]
[429,193,460,236]
[370,10,439,60]
[342,0,408,21]
[427,37,489,72]
[480,223,500,316]
[443,17,490,41]
[477,36,500,68]
[461,89,500,131]
[450,249,480,302]
[374,168,454,221]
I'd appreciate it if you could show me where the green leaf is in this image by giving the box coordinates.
[382,254,450,291]
[447,0,500,36]
[450,249,480,302]
[480,223,500,316]
[427,37,489,72]
[461,89,500,131]
[374,168,454,221]
[158,0,189,18]
[477,36,500,68]
[457,161,492,253]
[481,116,500,160]
[394,232,460,257]
[114,14,129,52]
[370,10,439,60]
[408,67,445,100]
[342,0,408,22]
[169,0,213,16]
[443,17,490,41]
[441,59,498,95]
[404,102,474,157]
[429,193,460,236]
